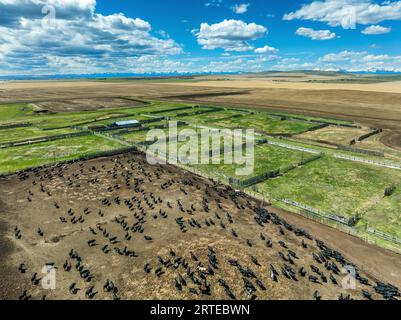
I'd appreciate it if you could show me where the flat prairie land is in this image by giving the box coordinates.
[168,79,401,94]
[1,77,401,137]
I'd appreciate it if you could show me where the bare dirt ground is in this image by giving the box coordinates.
[0,151,399,300]
[381,131,401,149]
[170,79,401,94]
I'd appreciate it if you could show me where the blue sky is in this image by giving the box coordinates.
[0,0,401,75]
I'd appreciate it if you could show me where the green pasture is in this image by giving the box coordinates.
[212,113,316,135]
[0,127,78,144]
[256,156,401,218]
[363,186,401,239]
[191,143,307,181]
[0,135,124,174]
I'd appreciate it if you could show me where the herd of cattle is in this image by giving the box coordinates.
[1,151,399,300]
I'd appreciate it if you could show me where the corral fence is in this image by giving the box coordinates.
[148,105,196,114]
[358,128,383,142]
[203,113,245,124]
[366,227,401,245]
[229,154,323,188]
[337,145,384,157]
[0,131,93,149]
[280,199,351,226]
[264,113,359,128]
[175,107,223,118]
[264,139,321,155]
[334,154,401,170]
[0,122,32,130]
[296,123,330,135]
[0,146,139,178]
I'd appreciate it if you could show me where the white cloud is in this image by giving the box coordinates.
[362,25,392,34]
[0,0,182,74]
[316,50,401,71]
[284,0,401,29]
[270,50,401,73]
[232,3,250,14]
[319,50,367,62]
[205,0,223,7]
[194,19,267,52]
[281,58,300,63]
[295,27,337,40]
[254,45,278,54]
[199,55,279,73]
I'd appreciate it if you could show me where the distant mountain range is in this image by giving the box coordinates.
[1,70,400,81]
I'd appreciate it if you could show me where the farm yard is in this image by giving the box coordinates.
[1,92,401,300]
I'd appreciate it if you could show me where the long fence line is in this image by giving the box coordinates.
[264,139,321,155]
[229,153,322,188]
[337,145,385,157]
[280,199,351,225]
[366,227,401,245]
[0,131,93,149]
[334,154,401,170]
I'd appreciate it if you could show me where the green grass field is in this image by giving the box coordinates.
[364,186,401,239]
[256,156,401,218]
[212,113,316,135]
[0,127,78,144]
[191,143,307,181]
[0,135,125,174]
[173,109,249,124]
[0,104,34,123]
[0,101,191,129]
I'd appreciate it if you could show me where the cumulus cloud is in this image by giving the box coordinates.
[198,55,279,73]
[295,27,337,40]
[0,0,95,27]
[194,19,267,52]
[270,50,401,72]
[232,3,250,14]
[362,25,392,35]
[254,45,278,54]
[283,0,401,29]
[0,0,182,74]
[316,50,401,71]
[319,50,367,62]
